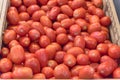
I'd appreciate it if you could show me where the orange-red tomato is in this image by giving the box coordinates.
[35,49,48,68]
[0,58,12,73]
[53,22,61,30]
[89,15,100,24]
[8,40,19,48]
[92,0,103,8]
[67,47,84,57]
[54,64,71,79]
[29,42,40,53]
[63,42,74,51]
[0,72,12,79]
[77,54,90,65]
[57,0,68,6]
[47,0,57,9]
[113,68,120,78]
[56,27,67,34]
[57,14,68,22]
[47,60,58,69]
[27,5,40,15]
[100,16,111,27]
[19,12,30,21]
[55,51,66,63]
[11,0,22,7]
[19,36,30,47]
[1,47,9,57]
[90,63,99,71]
[42,67,54,78]
[38,0,48,5]
[23,0,37,7]
[12,67,33,79]
[18,5,27,12]
[97,43,108,55]
[33,73,46,79]
[79,65,95,79]
[94,8,105,18]
[93,72,103,79]
[41,5,50,12]
[64,54,76,67]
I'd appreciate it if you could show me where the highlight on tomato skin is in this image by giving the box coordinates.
[2,0,120,79]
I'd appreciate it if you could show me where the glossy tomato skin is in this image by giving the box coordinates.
[55,51,66,63]
[27,5,40,15]
[79,65,95,79]
[57,14,68,22]
[29,43,40,53]
[11,0,22,7]
[54,64,71,79]
[97,43,108,55]
[47,60,58,69]
[0,72,12,79]
[63,42,74,51]
[35,49,48,68]
[108,45,120,59]
[100,16,111,27]
[113,68,120,78]
[1,47,10,57]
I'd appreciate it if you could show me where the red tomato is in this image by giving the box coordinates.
[18,5,27,12]
[67,47,84,57]
[12,67,33,79]
[11,0,22,7]
[27,5,40,15]
[0,58,12,73]
[79,65,95,79]
[100,16,111,27]
[1,47,10,57]
[0,72,12,79]
[57,0,68,6]
[97,43,108,55]
[64,54,76,67]
[56,33,68,45]
[23,0,37,7]
[19,12,30,21]
[33,73,46,79]
[69,24,81,36]
[9,45,25,64]
[93,72,103,79]
[38,0,48,5]
[92,0,103,8]
[35,49,48,67]
[89,15,100,24]
[88,50,101,62]
[47,60,58,69]
[56,27,67,34]
[63,42,74,51]
[29,43,40,53]
[77,54,90,65]
[25,58,40,74]
[42,67,54,78]
[55,51,66,63]
[94,8,105,18]
[19,36,30,47]
[47,0,57,9]
[74,36,85,49]
[57,14,68,22]
[53,22,61,30]
[54,64,71,79]
[113,68,120,78]
[90,63,99,71]
[108,45,120,59]
[8,40,19,48]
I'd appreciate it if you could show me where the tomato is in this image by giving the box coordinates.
[25,58,40,74]
[97,61,114,77]
[51,43,62,51]
[19,36,30,47]
[61,5,73,17]
[12,67,33,79]
[88,5,96,14]
[47,60,58,69]
[67,47,84,57]
[55,51,66,63]
[47,7,61,20]
[90,31,107,43]
[25,53,37,60]
[41,5,50,12]
[67,34,74,42]
[18,5,27,12]
[38,0,48,5]
[74,36,85,49]
[27,5,40,15]
[40,16,53,28]
[77,54,90,65]
[11,0,22,7]
[100,16,111,27]
[97,43,108,55]
[94,8,105,18]
[63,42,74,51]
[64,54,76,67]
[57,14,68,22]
[72,76,79,79]
[16,24,30,36]
[88,50,101,62]
[75,19,88,31]
[35,49,48,68]
[92,0,103,8]
[32,10,46,21]
[73,7,86,19]
[23,0,37,7]
[9,45,25,64]
[84,36,97,49]
[57,0,68,6]
[56,33,68,45]
[56,27,67,34]
[7,10,19,25]
[8,6,18,12]
[19,12,30,21]
[69,24,81,36]
[28,29,40,41]
[88,22,101,33]
[31,22,45,35]
[8,40,19,48]
[61,18,74,29]
[113,68,120,78]
[108,45,120,59]
[45,44,57,59]
[93,72,103,79]
[0,72,12,79]
[47,0,57,9]
[53,22,61,30]
[33,73,46,79]
[90,63,99,71]
[39,35,51,48]
[42,67,54,78]
[71,65,84,76]
[89,15,100,24]
[71,0,86,10]
[54,64,71,79]
[79,65,95,79]
[29,42,40,53]
[1,47,9,57]
[0,58,12,73]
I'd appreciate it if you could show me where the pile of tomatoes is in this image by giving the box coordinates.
[1,0,120,79]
